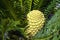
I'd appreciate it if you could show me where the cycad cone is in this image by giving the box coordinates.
[25,10,45,37]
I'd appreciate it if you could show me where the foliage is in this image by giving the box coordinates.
[0,0,60,40]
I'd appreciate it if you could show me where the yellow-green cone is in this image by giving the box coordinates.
[25,10,45,38]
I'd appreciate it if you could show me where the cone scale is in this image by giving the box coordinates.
[25,10,45,38]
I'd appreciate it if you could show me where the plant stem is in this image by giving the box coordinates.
[2,32,5,40]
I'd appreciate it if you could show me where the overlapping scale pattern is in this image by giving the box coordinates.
[25,10,45,37]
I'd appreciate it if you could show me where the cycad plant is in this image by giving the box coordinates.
[0,0,60,40]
